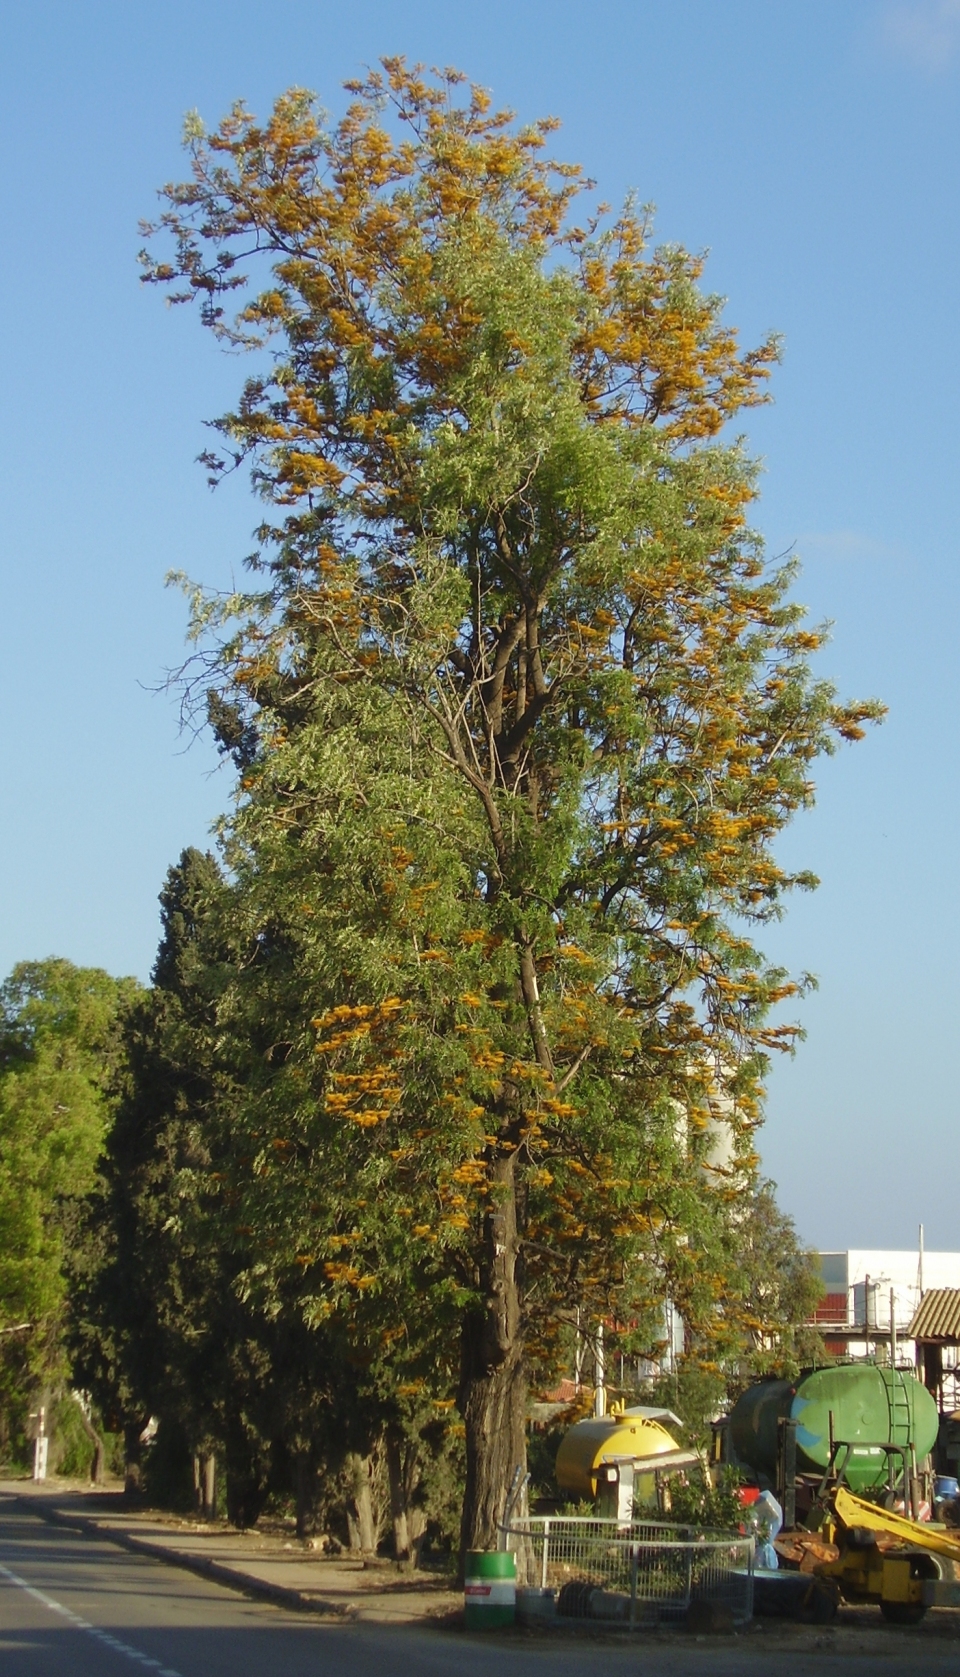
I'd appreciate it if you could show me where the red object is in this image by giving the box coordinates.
[737,1487,761,1506]
[892,1498,932,1523]
[813,1293,849,1324]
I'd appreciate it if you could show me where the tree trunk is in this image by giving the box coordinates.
[224,1436,267,1529]
[295,1453,320,1539]
[458,1151,527,1562]
[73,1396,105,1485]
[385,1428,411,1559]
[203,1452,217,1519]
[385,1425,426,1562]
[194,1451,217,1519]
[345,1452,378,1552]
[123,1420,143,1499]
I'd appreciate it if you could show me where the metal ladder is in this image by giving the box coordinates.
[887,1367,914,1449]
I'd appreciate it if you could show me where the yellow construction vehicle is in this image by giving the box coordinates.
[815,1483,960,1624]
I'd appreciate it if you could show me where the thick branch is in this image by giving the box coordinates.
[518,937,555,1078]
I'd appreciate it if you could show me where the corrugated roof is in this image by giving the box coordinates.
[907,1288,960,1343]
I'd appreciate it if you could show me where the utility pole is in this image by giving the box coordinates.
[31,1407,48,1482]
[594,1322,606,1417]
[890,1287,897,1368]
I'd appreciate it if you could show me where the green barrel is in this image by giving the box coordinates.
[730,1365,939,1491]
[464,1550,516,1629]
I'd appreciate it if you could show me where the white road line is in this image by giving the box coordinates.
[0,1560,183,1676]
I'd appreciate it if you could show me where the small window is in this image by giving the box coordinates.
[819,1252,848,1289]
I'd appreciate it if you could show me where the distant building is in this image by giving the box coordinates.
[814,1249,960,1402]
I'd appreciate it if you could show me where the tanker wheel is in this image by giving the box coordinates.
[880,1600,927,1625]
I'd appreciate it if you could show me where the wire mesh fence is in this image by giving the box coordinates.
[502,1515,754,1628]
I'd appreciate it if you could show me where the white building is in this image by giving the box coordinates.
[816,1248,960,1379]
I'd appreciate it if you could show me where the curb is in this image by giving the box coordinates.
[15,1495,353,1621]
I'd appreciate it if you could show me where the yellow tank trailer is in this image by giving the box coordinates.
[555,1407,699,1516]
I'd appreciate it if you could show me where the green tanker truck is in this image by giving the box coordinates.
[729,1364,938,1494]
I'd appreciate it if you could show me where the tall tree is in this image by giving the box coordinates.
[726,1180,824,1382]
[0,959,135,1447]
[67,850,254,1499]
[68,851,369,1528]
[143,61,881,1550]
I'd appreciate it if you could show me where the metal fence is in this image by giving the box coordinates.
[501,1515,754,1628]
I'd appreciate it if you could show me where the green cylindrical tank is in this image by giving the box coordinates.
[729,1365,938,1492]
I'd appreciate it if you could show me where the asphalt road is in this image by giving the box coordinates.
[3,1493,960,1676]
[1,1495,651,1677]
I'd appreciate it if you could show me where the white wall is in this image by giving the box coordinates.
[817,1249,960,1372]
[845,1250,960,1331]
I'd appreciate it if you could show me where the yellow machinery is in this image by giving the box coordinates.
[816,1485,960,1624]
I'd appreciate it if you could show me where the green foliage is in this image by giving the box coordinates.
[0,959,136,1446]
[527,1423,567,1500]
[657,1465,743,1533]
[726,1182,825,1385]
[412,1419,466,1554]
[68,849,287,1511]
[141,1419,204,1513]
[641,1363,730,1454]
[47,1392,95,1479]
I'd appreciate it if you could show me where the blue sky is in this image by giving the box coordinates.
[1,0,958,1249]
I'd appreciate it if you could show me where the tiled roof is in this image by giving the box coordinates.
[538,1378,581,1404]
[907,1288,960,1343]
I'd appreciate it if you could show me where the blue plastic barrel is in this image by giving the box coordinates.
[934,1475,959,1501]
